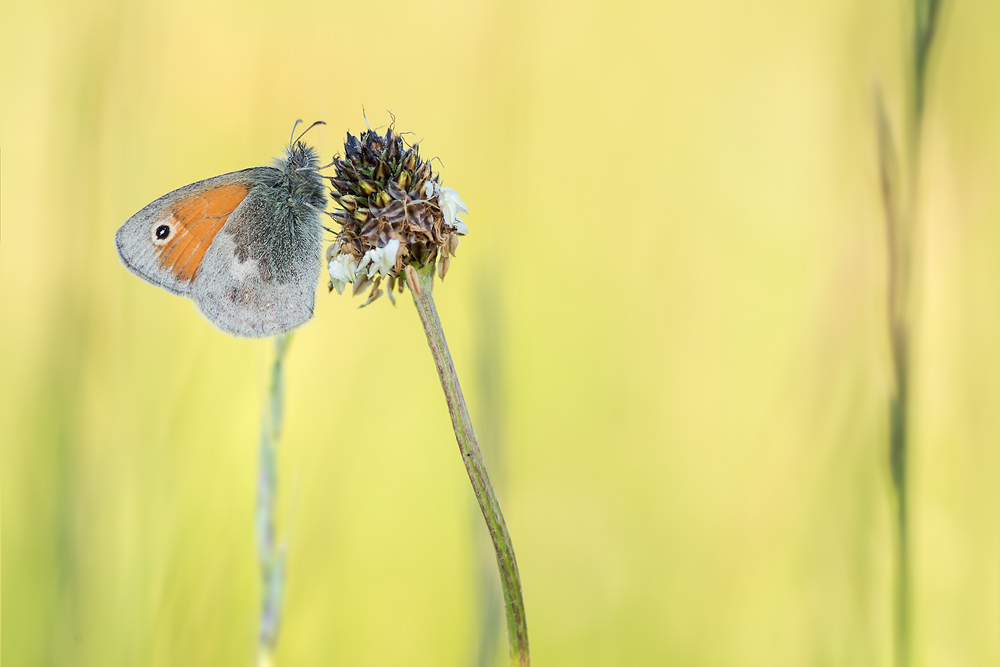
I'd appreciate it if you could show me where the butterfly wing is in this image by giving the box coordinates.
[190,179,324,338]
[116,161,325,338]
[115,168,272,295]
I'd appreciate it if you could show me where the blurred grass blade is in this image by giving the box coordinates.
[257,333,293,666]
[877,2,946,665]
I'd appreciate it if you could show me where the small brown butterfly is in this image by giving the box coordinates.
[115,121,328,337]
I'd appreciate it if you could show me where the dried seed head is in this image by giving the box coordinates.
[325,118,467,303]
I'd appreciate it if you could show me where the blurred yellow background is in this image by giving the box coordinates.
[2,0,999,664]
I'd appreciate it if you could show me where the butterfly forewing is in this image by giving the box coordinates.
[155,182,251,282]
[115,169,271,295]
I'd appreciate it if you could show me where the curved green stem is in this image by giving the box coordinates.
[409,263,530,667]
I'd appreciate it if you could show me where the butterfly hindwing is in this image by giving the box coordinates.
[190,179,324,338]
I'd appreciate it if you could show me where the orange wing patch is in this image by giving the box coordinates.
[155,182,250,282]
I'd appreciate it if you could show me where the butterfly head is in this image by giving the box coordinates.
[274,125,328,213]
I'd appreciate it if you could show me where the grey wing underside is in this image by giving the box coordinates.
[191,190,322,338]
[114,167,276,297]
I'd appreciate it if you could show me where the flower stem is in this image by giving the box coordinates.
[409,263,530,667]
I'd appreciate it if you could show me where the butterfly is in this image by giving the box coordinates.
[115,121,328,338]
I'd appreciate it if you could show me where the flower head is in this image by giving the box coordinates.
[359,238,401,279]
[327,248,359,295]
[439,187,469,234]
[325,119,467,304]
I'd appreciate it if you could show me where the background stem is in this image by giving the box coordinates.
[257,333,292,666]
[880,3,943,665]
[409,263,530,667]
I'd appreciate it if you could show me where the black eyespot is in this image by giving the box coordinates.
[155,224,171,240]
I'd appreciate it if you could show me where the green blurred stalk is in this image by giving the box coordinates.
[256,333,293,667]
[877,93,911,667]
[912,0,942,133]
[878,3,943,666]
[888,364,910,667]
[409,263,530,667]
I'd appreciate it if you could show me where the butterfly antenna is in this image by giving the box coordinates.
[292,120,326,147]
[296,159,336,173]
[303,201,337,221]
[289,119,304,148]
